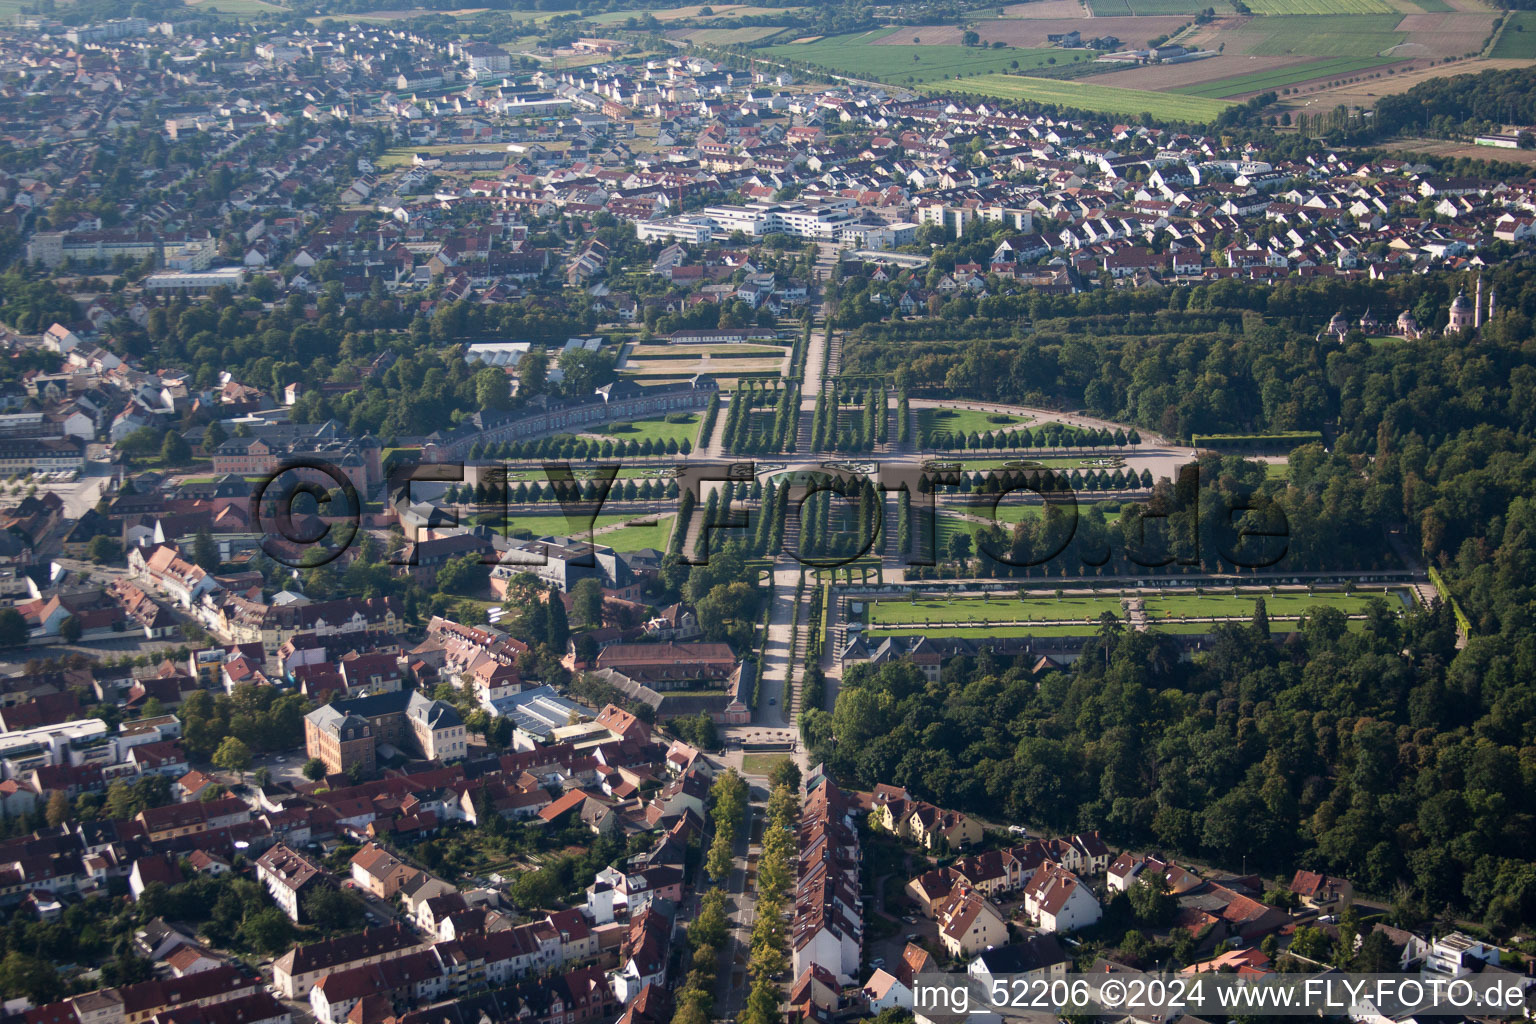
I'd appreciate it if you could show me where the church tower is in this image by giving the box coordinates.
[1475,275,1483,329]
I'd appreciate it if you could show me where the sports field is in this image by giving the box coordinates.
[765,31,1087,84]
[921,74,1233,120]
[1173,55,1397,96]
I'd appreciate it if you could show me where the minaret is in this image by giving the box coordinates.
[1475,275,1483,329]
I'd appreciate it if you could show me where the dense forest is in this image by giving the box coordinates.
[804,597,1536,931]
[818,250,1536,933]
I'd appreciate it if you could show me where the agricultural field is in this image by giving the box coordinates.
[765,30,1086,84]
[190,0,287,13]
[1244,0,1396,14]
[923,74,1233,120]
[1089,0,1235,13]
[591,414,703,448]
[1490,11,1536,57]
[307,6,490,22]
[1172,55,1398,96]
[585,4,804,22]
[671,26,788,44]
[918,406,1034,436]
[881,16,1192,48]
[1241,15,1408,56]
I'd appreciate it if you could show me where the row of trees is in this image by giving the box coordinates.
[921,424,1142,452]
[465,433,692,463]
[738,775,799,1024]
[722,379,798,455]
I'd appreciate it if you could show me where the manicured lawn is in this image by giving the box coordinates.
[597,516,676,552]
[918,407,1032,437]
[922,75,1233,122]
[765,30,1095,85]
[866,623,1103,638]
[504,512,650,537]
[593,414,702,448]
[1140,589,1411,620]
[869,595,1126,625]
[742,753,792,777]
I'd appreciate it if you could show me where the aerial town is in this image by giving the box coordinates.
[0,2,1533,1024]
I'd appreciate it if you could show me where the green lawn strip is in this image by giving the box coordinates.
[865,624,1103,638]
[590,414,700,447]
[597,516,676,552]
[869,595,1126,625]
[504,512,658,537]
[1242,16,1406,57]
[918,406,1034,436]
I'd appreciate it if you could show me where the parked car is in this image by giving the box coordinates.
[1008,825,1028,836]
[871,957,885,969]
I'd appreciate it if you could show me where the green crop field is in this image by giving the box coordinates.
[1090,0,1234,12]
[1174,55,1398,97]
[191,0,287,14]
[922,75,1233,121]
[765,31,1092,85]
[1243,0,1396,13]
[1410,0,1453,9]
[918,407,1032,436]
[1243,16,1406,56]
[593,414,701,447]
[676,25,788,43]
[1491,12,1536,58]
